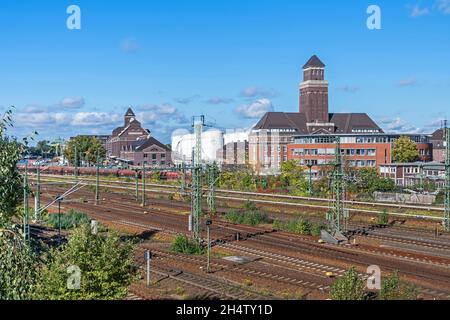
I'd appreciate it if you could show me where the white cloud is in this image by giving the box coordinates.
[235,99,274,119]
[336,85,360,93]
[121,38,140,53]
[60,96,85,109]
[23,105,47,114]
[436,0,450,14]
[408,1,450,17]
[174,95,201,105]
[240,87,277,99]
[205,97,234,105]
[379,117,423,134]
[397,78,417,87]
[410,4,431,17]
[138,103,188,125]
[71,112,120,126]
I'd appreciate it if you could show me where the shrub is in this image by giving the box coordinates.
[377,209,389,226]
[330,267,366,300]
[274,218,323,236]
[171,235,205,255]
[46,209,90,230]
[0,229,38,300]
[224,210,271,226]
[34,225,135,300]
[224,201,271,226]
[379,272,418,300]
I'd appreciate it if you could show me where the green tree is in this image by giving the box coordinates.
[356,168,396,194]
[379,272,418,300]
[281,160,308,195]
[34,140,56,158]
[0,108,27,226]
[330,267,366,300]
[64,136,106,166]
[34,225,135,300]
[392,136,420,163]
[0,229,39,299]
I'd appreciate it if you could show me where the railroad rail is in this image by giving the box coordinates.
[29,174,445,222]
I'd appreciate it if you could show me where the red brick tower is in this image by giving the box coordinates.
[299,55,329,123]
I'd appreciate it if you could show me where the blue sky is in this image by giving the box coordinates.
[1,0,449,143]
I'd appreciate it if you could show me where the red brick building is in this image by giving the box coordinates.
[288,134,432,177]
[249,55,432,175]
[106,107,171,167]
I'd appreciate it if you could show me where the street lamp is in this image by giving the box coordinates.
[206,219,212,273]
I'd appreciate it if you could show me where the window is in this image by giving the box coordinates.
[152,154,157,160]
[161,153,166,158]
[143,154,148,158]
[161,161,165,166]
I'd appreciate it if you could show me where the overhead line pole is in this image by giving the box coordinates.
[95,150,100,205]
[74,145,78,181]
[35,163,41,221]
[142,163,146,207]
[23,161,30,244]
[444,121,450,231]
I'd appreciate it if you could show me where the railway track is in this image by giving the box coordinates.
[29,173,446,222]
[134,247,275,300]
[35,184,450,300]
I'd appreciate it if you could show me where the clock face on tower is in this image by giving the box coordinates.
[129,117,135,122]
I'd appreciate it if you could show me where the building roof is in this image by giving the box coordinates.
[125,107,135,117]
[431,128,444,140]
[135,137,171,152]
[303,55,325,69]
[329,113,382,134]
[252,112,382,134]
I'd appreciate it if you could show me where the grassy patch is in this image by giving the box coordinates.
[45,209,90,230]
[224,210,271,226]
[223,200,272,226]
[273,218,324,236]
[171,235,205,255]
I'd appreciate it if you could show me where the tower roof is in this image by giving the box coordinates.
[303,55,325,69]
[125,107,135,117]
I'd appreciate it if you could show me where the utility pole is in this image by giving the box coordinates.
[35,163,41,221]
[191,116,204,241]
[206,219,212,273]
[74,145,78,181]
[142,163,146,207]
[181,162,186,195]
[95,150,100,205]
[23,161,30,244]
[327,136,347,235]
[207,163,217,213]
[135,169,139,202]
[307,164,313,196]
[444,121,450,231]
